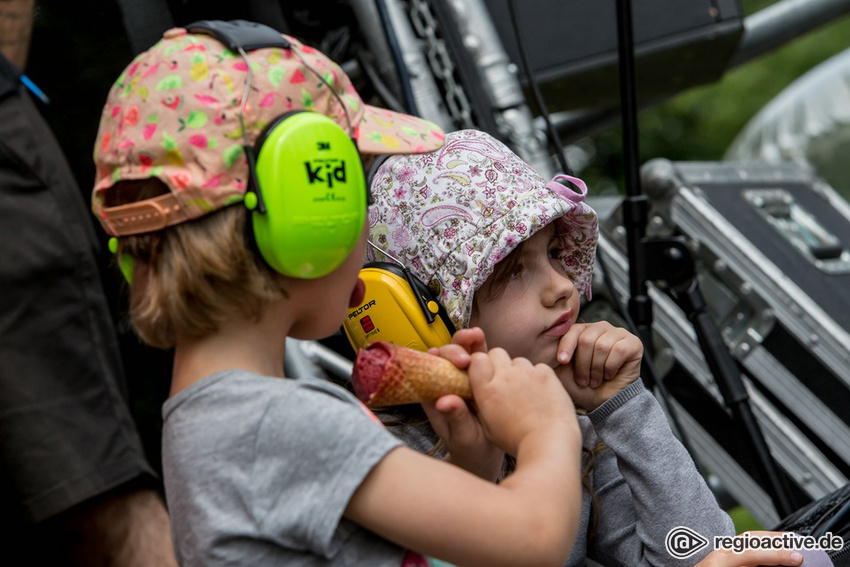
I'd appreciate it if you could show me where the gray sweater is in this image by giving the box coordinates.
[391,379,736,567]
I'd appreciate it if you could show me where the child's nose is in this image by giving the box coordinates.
[543,269,576,306]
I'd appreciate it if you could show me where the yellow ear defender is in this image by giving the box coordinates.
[343,262,455,354]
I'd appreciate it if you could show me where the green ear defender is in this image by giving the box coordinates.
[108,237,134,284]
[155,20,367,279]
[246,111,366,279]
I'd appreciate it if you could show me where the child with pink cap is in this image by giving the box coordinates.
[91,22,587,567]
[365,129,808,567]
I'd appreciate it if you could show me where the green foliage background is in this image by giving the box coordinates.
[576,0,850,195]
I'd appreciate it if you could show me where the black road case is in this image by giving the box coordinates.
[591,159,850,526]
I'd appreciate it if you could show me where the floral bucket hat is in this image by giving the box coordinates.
[367,129,598,329]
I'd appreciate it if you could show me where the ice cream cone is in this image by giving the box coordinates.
[351,341,471,407]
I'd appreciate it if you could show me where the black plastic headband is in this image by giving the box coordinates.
[185,19,291,52]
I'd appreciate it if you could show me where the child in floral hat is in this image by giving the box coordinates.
[91,24,587,566]
[366,129,738,566]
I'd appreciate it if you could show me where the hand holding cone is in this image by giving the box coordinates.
[351,341,472,407]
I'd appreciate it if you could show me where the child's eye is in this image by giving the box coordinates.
[549,246,568,261]
[507,264,524,281]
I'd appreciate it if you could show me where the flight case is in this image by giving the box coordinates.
[591,159,850,526]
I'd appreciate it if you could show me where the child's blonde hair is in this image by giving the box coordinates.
[110,180,285,349]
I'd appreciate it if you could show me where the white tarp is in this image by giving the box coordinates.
[726,47,850,201]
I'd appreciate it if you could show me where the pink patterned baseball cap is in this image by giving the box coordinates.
[367,129,598,329]
[92,27,445,237]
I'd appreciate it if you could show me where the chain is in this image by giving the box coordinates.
[402,0,556,176]
[407,0,476,130]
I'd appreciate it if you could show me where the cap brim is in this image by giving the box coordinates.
[356,105,446,155]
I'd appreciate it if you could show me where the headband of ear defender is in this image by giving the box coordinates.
[188,19,367,279]
[343,262,455,354]
[106,19,368,282]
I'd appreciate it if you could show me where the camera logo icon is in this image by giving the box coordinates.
[665,526,710,559]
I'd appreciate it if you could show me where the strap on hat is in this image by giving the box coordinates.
[547,174,588,203]
[99,193,192,236]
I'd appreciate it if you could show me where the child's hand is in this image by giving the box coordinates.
[555,321,643,411]
[470,348,578,457]
[422,397,505,480]
[424,328,505,481]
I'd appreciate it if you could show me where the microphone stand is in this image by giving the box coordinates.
[614,0,654,386]
[613,0,794,519]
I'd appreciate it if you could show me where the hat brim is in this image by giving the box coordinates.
[356,105,445,155]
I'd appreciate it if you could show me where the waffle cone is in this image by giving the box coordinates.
[352,342,471,407]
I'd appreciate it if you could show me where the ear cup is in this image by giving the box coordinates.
[108,236,134,284]
[118,252,135,284]
[343,263,454,353]
[250,112,366,278]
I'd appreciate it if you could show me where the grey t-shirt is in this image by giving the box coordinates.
[161,370,415,566]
